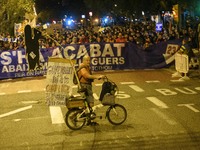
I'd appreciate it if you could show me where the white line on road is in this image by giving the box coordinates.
[0,93,6,95]
[0,105,32,119]
[146,80,160,83]
[151,108,177,125]
[120,82,135,85]
[17,90,32,93]
[13,119,21,122]
[129,85,144,92]
[146,97,169,109]
[170,80,185,82]
[95,83,103,86]
[21,101,39,104]
[49,106,64,124]
[178,104,200,112]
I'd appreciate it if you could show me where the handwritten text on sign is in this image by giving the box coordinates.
[46,58,73,106]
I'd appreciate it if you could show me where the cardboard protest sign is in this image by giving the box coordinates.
[46,58,74,106]
[175,53,189,73]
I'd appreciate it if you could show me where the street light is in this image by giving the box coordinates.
[89,12,93,26]
[89,12,93,17]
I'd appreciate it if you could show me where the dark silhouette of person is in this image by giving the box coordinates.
[24,25,41,71]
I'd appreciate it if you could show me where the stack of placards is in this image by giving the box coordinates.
[46,58,74,106]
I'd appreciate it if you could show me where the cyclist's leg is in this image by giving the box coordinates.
[85,85,99,125]
[81,83,94,107]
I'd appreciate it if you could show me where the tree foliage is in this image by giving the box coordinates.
[0,0,34,35]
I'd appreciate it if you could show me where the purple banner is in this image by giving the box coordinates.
[0,40,182,80]
[0,48,54,79]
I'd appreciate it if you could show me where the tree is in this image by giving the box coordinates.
[0,0,34,35]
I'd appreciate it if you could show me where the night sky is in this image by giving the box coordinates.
[35,0,86,18]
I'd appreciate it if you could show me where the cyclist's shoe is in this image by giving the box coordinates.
[90,122,99,126]
[86,120,91,126]
[86,121,99,126]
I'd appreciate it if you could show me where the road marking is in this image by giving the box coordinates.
[146,80,160,83]
[195,87,200,91]
[49,106,64,124]
[21,101,39,104]
[13,119,21,122]
[175,87,197,94]
[146,97,169,109]
[121,82,135,85]
[17,90,32,93]
[178,104,200,112]
[0,93,6,95]
[0,105,32,119]
[117,91,131,99]
[170,80,185,82]
[151,108,177,125]
[129,85,144,92]
[95,83,102,86]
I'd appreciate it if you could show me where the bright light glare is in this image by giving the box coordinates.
[95,18,99,22]
[68,20,72,25]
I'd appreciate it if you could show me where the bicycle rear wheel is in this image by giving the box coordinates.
[107,104,127,125]
[65,109,86,130]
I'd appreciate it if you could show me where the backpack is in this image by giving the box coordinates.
[99,81,117,101]
[73,66,86,85]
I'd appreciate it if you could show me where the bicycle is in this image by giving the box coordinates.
[64,76,127,130]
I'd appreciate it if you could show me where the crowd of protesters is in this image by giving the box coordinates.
[0,33,24,51]
[0,21,199,51]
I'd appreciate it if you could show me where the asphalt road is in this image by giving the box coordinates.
[0,68,200,150]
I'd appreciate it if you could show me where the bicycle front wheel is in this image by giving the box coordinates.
[65,109,86,130]
[107,104,127,125]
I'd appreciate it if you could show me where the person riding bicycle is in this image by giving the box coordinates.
[77,55,105,125]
